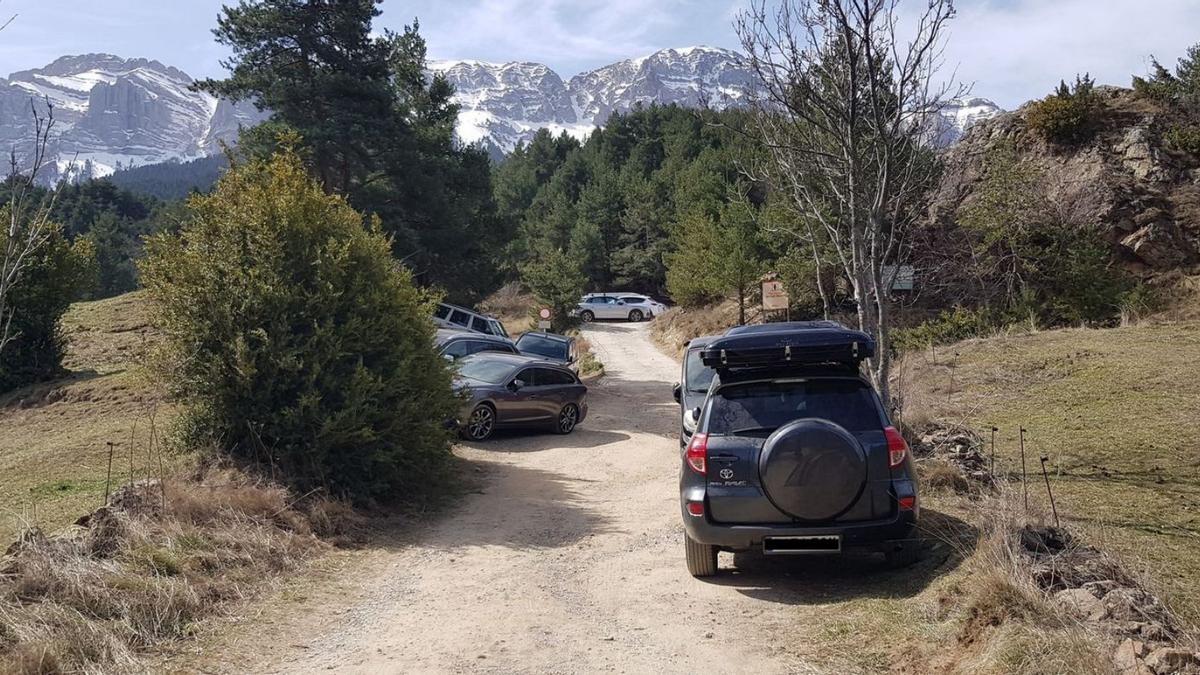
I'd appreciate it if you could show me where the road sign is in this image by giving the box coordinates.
[762,280,789,311]
[537,320,551,330]
[538,307,552,320]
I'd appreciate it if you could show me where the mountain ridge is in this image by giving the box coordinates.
[1,49,1002,180]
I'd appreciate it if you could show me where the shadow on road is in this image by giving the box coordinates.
[700,508,977,604]
[414,455,617,550]
[463,427,632,453]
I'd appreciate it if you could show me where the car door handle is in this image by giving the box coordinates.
[710,454,739,462]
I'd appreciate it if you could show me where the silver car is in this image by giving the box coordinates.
[576,293,667,322]
[455,353,588,441]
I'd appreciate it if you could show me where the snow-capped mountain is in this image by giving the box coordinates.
[433,47,994,157]
[0,54,265,181]
[932,97,1004,146]
[431,46,754,157]
[0,50,997,181]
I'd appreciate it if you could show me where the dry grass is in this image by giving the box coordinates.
[569,333,605,379]
[478,282,537,335]
[0,470,350,674]
[648,298,762,357]
[0,292,180,547]
[898,321,1200,623]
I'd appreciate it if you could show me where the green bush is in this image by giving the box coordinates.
[139,148,458,501]
[0,218,94,392]
[1027,75,1101,145]
[1164,125,1200,155]
[892,306,999,352]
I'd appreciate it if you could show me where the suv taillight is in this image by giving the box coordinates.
[884,426,908,468]
[686,433,708,474]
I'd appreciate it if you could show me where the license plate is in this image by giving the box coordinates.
[763,535,841,554]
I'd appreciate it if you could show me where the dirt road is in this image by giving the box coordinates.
[212,321,924,674]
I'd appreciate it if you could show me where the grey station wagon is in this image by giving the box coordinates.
[455,353,588,441]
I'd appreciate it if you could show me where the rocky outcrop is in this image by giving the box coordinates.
[929,88,1200,273]
[0,54,267,182]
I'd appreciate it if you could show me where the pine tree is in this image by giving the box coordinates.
[197,1,500,302]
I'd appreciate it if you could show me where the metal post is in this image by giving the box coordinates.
[1019,427,1028,512]
[1040,455,1060,527]
[104,441,116,505]
[990,426,998,476]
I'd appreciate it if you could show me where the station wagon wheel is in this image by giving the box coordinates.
[556,404,580,434]
[464,404,496,441]
[628,309,644,322]
[580,310,595,323]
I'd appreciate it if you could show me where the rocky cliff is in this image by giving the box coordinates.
[0,54,266,181]
[929,87,1200,274]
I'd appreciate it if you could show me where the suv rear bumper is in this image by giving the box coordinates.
[681,496,918,553]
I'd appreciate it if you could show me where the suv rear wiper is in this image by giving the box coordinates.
[729,426,777,435]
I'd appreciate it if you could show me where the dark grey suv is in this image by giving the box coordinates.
[678,322,919,577]
[455,353,588,441]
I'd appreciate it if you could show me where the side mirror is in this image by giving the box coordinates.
[509,379,525,391]
[443,353,456,362]
[672,383,681,403]
[691,407,702,422]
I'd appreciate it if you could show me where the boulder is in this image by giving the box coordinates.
[1114,639,1152,675]
[1144,647,1200,674]
[1121,220,1196,268]
[1054,587,1108,621]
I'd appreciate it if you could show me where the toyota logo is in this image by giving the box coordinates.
[719,468,735,480]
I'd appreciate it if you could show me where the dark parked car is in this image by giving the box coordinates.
[455,353,588,441]
[514,331,576,367]
[672,334,720,447]
[678,322,919,577]
[435,329,518,361]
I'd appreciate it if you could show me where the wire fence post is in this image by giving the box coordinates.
[1019,427,1029,513]
[1040,455,1060,527]
[990,426,998,477]
[104,441,116,506]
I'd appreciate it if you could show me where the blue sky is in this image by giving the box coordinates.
[1,0,1199,108]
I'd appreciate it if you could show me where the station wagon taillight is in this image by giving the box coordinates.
[884,426,908,468]
[686,433,708,474]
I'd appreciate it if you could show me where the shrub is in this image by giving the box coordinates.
[1164,124,1200,155]
[1026,75,1101,145]
[0,218,94,392]
[139,147,459,501]
[893,306,999,351]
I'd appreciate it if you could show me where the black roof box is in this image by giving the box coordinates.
[700,321,875,369]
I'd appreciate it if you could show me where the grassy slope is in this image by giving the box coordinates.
[900,322,1200,621]
[0,292,176,545]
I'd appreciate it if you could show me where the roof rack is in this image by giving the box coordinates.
[699,321,874,369]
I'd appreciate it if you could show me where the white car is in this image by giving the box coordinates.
[576,293,667,322]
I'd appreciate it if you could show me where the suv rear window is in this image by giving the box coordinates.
[706,380,881,435]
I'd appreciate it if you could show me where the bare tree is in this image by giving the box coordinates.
[736,0,961,404]
[1,100,59,357]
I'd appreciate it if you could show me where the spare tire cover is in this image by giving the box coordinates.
[758,418,867,521]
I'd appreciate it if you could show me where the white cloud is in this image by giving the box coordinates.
[407,0,738,74]
[939,0,1200,108]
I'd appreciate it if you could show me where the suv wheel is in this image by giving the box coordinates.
[628,309,644,322]
[684,531,718,577]
[463,404,496,441]
[556,404,579,434]
[580,310,595,323]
